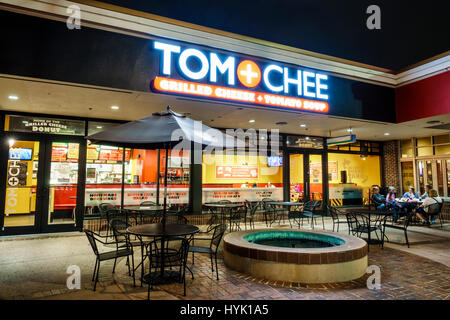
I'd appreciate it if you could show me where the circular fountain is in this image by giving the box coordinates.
[223,229,368,284]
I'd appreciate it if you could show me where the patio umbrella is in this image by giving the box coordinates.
[86,106,236,229]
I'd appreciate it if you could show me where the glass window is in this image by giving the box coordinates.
[202,150,283,204]
[328,153,380,206]
[87,121,122,135]
[286,136,323,149]
[417,137,433,156]
[349,142,361,152]
[3,140,40,227]
[437,161,444,197]
[417,161,425,194]
[84,144,128,218]
[400,139,413,158]
[123,149,190,209]
[5,115,85,135]
[447,160,450,197]
[401,162,414,194]
[434,134,450,145]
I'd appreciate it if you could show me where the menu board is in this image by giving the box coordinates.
[87,146,130,162]
[51,146,68,162]
[67,143,79,160]
[215,165,259,179]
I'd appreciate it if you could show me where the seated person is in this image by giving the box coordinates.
[402,186,420,201]
[385,186,396,204]
[415,189,442,224]
[385,186,401,222]
[421,184,432,199]
[371,186,386,210]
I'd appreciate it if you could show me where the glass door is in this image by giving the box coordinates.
[289,152,324,203]
[2,138,43,232]
[45,141,80,226]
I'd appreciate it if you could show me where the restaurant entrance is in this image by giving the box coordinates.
[288,151,326,203]
[0,133,86,235]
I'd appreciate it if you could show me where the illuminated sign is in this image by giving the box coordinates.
[151,41,329,113]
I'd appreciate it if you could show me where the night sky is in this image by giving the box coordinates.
[98,0,450,70]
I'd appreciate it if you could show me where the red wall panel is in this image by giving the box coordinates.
[396,71,450,123]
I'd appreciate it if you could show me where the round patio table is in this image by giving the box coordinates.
[204,203,243,224]
[127,223,199,284]
[124,205,164,224]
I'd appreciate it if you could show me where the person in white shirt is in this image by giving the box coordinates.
[241,182,249,188]
[415,189,442,224]
[421,184,432,199]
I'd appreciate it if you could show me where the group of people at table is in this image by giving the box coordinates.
[371,184,443,224]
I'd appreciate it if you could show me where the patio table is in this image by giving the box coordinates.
[348,209,392,251]
[127,223,199,284]
[203,203,244,225]
[266,201,303,225]
[123,205,164,224]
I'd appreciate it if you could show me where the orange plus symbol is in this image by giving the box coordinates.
[237,60,261,88]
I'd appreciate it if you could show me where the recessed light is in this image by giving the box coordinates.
[384,132,390,136]
[96,126,103,129]
[249,119,255,123]
[111,105,119,110]
[8,138,15,147]
[8,95,18,100]
[300,124,306,128]
[305,137,310,140]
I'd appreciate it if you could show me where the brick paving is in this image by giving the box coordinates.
[1,228,449,300]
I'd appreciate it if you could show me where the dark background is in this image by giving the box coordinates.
[97,0,450,70]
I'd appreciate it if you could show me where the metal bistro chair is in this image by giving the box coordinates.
[288,200,316,229]
[229,205,245,232]
[302,200,325,230]
[98,203,117,237]
[143,236,191,299]
[327,204,348,232]
[188,224,228,280]
[244,200,258,230]
[346,212,388,250]
[85,229,134,291]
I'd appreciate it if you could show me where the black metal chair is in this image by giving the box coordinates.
[244,200,258,229]
[302,200,325,230]
[327,204,348,232]
[288,200,315,228]
[228,205,245,231]
[188,224,227,280]
[84,229,134,291]
[98,203,117,237]
[346,212,388,250]
[142,236,191,299]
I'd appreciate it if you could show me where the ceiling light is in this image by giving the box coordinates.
[8,139,15,147]
[347,128,353,132]
[305,137,310,140]
[248,119,255,123]
[111,105,119,110]
[384,132,390,136]
[8,95,18,100]
[300,124,306,128]
[96,126,103,129]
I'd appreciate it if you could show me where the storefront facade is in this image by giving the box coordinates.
[0,1,447,235]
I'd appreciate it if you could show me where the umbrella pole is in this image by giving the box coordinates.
[160,146,169,277]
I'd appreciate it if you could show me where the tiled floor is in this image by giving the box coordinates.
[0,220,449,300]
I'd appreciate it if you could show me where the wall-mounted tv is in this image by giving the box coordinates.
[9,148,33,160]
[267,155,283,167]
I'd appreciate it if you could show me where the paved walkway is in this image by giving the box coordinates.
[0,220,449,300]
